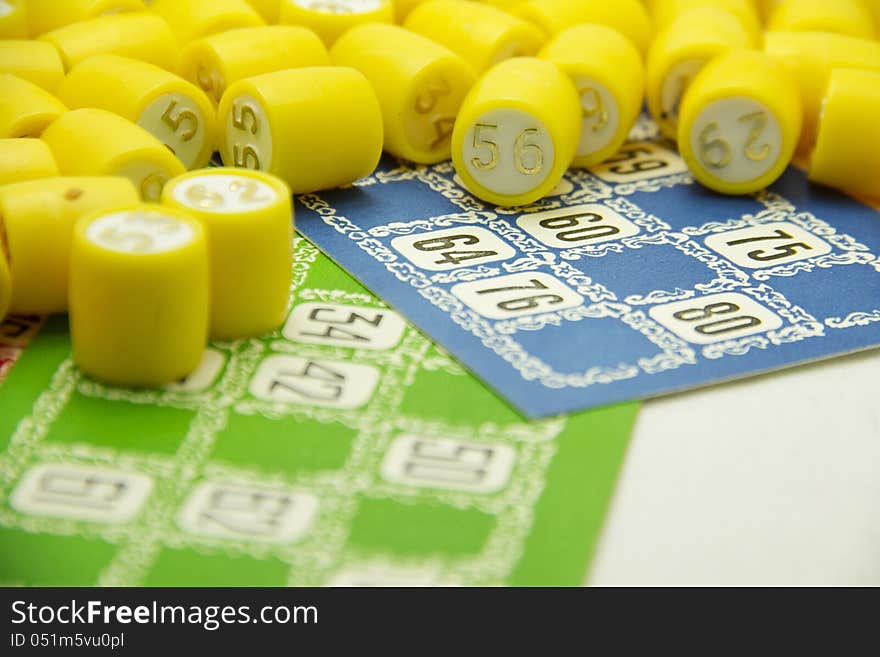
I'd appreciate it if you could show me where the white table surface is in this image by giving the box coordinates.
[587,348,880,586]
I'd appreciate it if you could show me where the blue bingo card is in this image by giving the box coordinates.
[296,124,880,418]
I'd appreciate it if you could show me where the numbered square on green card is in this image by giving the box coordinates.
[211,412,357,476]
[45,392,195,454]
[142,548,289,587]
[0,527,116,586]
[347,498,496,557]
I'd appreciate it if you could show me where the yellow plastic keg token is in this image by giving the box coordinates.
[451,57,581,207]
[217,66,383,193]
[40,12,179,71]
[677,49,802,195]
[162,168,294,340]
[646,6,753,141]
[70,204,210,387]
[764,30,880,152]
[539,24,643,168]
[179,26,329,104]
[41,108,186,201]
[331,23,476,164]
[809,68,880,200]
[59,54,216,169]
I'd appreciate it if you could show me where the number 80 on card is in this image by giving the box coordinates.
[649,292,783,345]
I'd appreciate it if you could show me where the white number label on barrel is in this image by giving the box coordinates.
[173,173,276,213]
[139,93,206,169]
[463,109,555,196]
[691,97,782,183]
[87,210,194,254]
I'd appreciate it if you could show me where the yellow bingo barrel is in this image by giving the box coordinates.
[331,23,476,164]
[647,7,753,141]
[25,0,144,37]
[40,12,179,71]
[41,108,186,201]
[678,49,802,195]
[179,25,330,104]
[767,0,875,40]
[764,30,880,152]
[809,68,880,200]
[0,177,139,314]
[59,54,216,169]
[649,0,762,46]
[0,41,65,92]
[244,0,281,22]
[218,66,383,193]
[150,0,265,45]
[162,168,293,340]
[70,205,209,387]
[0,0,27,38]
[539,24,643,168]
[279,0,394,46]
[404,0,544,74]
[0,138,58,185]
[451,57,581,207]
[0,75,67,138]
[514,0,653,54]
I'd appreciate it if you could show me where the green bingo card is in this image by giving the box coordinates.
[0,238,636,587]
